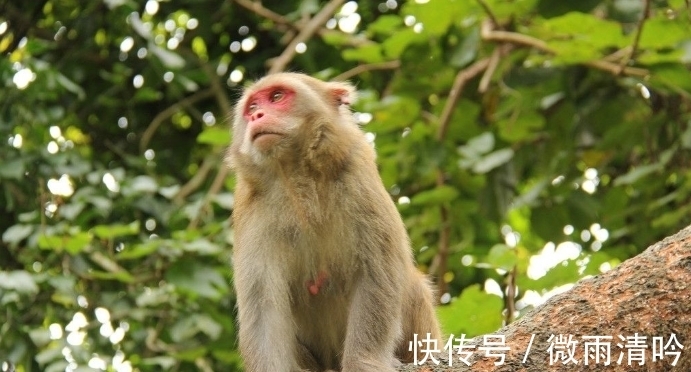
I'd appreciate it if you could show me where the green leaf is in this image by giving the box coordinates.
[197,127,231,146]
[367,15,403,35]
[0,158,26,179]
[0,271,39,294]
[411,185,459,206]
[613,163,663,186]
[2,224,34,245]
[167,262,229,300]
[473,148,514,174]
[485,244,517,271]
[437,285,503,337]
[134,87,164,102]
[639,17,691,49]
[536,12,627,49]
[382,29,425,59]
[497,110,545,143]
[92,221,140,239]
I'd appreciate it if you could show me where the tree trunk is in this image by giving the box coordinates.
[402,225,691,371]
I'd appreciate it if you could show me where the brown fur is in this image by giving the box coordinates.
[227,73,441,372]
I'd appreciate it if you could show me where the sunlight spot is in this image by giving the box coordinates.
[404,15,416,26]
[144,149,155,160]
[109,327,126,344]
[229,69,244,83]
[386,0,398,9]
[580,230,591,242]
[133,74,144,88]
[49,126,62,139]
[163,71,174,82]
[164,19,176,32]
[100,322,114,337]
[47,175,74,197]
[103,172,120,192]
[11,134,23,148]
[563,224,574,235]
[364,132,376,143]
[118,117,128,129]
[326,18,337,29]
[145,0,158,15]
[440,292,451,304]
[47,141,59,154]
[77,295,88,308]
[203,112,216,126]
[88,356,107,370]
[120,36,134,53]
[484,278,503,297]
[340,1,358,15]
[338,13,361,33]
[637,83,650,100]
[241,36,257,52]
[49,323,63,339]
[0,22,7,35]
[95,307,111,323]
[461,255,473,266]
[187,18,199,30]
[599,262,612,273]
[527,241,581,280]
[13,68,36,89]
[167,37,179,49]
[230,41,241,53]
[295,42,307,54]
[413,23,424,33]
[397,196,410,205]
[145,218,156,231]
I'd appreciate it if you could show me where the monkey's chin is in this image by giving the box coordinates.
[252,133,283,151]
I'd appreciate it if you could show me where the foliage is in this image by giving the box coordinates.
[1,0,690,370]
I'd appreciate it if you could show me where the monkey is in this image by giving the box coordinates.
[227,72,442,372]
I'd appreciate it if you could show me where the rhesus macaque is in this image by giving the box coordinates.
[227,72,442,372]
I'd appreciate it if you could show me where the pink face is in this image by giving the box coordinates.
[242,85,296,150]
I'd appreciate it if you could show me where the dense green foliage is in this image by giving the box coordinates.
[1,0,690,370]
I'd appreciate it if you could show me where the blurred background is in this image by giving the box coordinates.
[1,0,690,370]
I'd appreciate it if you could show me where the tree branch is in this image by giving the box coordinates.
[437,58,492,141]
[268,0,346,74]
[139,89,215,153]
[619,0,651,74]
[480,20,649,78]
[402,224,691,371]
[332,60,401,81]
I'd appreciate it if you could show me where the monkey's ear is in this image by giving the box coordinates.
[327,82,356,107]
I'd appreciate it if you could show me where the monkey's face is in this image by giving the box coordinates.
[229,73,356,171]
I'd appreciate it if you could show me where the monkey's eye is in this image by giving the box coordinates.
[269,90,284,103]
[248,102,258,113]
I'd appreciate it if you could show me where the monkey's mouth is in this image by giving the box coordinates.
[252,131,283,142]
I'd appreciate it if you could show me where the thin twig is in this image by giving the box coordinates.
[437,58,491,141]
[480,19,649,77]
[476,0,500,29]
[233,0,294,27]
[505,265,517,325]
[173,154,218,203]
[478,47,501,93]
[332,60,401,81]
[139,89,215,153]
[268,0,346,74]
[435,172,451,302]
[619,0,651,74]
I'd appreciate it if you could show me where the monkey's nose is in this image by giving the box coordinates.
[251,110,264,122]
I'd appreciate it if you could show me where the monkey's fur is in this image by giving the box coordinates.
[227,73,441,372]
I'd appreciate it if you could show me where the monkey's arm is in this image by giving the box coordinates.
[234,259,303,372]
[340,228,408,372]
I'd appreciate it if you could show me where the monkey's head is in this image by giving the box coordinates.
[228,73,361,177]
